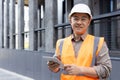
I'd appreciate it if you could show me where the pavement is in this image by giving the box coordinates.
[0,68,34,80]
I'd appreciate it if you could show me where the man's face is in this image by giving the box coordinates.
[70,13,91,35]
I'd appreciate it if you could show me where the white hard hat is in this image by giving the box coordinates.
[69,3,92,19]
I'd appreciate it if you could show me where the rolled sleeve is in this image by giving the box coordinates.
[93,42,112,79]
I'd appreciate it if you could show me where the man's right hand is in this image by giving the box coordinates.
[47,61,60,73]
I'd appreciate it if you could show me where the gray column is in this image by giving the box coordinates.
[18,0,24,49]
[45,0,57,52]
[4,0,9,48]
[0,0,4,48]
[29,0,38,50]
[9,0,15,49]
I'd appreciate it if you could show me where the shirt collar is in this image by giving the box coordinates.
[71,32,88,42]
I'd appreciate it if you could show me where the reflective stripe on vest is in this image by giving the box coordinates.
[91,37,99,66]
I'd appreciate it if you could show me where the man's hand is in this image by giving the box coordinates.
[47,61,60,73]
[64,64,82,75]
[64,64,98,78]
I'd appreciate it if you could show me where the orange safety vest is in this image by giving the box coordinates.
[56,34,104,80]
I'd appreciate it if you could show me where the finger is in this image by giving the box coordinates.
[48,61,58,66]
[67,70,73,75]
[48,61,56,65]
[52,63,60,68]
[48,63,60,69]
[64,64,71,68]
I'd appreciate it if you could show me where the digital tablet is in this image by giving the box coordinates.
[43,56,64,69]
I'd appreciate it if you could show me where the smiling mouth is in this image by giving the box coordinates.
[75,25,83,28]
[75,26,83,28]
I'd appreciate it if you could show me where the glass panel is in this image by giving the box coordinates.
[24,33,29,50]
[24,6,29,50]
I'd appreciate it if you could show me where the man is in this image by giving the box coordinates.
[48,3,112,80]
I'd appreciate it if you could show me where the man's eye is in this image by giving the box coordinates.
[81,18,86,20]
[73,18,79,20]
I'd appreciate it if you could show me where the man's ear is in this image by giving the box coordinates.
[88,18,92,25]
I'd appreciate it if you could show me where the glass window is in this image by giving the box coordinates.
[91,0,120,50]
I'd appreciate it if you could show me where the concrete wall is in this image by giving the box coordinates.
[0,49,60,80]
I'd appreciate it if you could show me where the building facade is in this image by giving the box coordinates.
[0,0,120,52]
[0,0,120,80]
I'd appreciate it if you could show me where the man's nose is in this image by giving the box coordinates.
[77,19,82,24]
